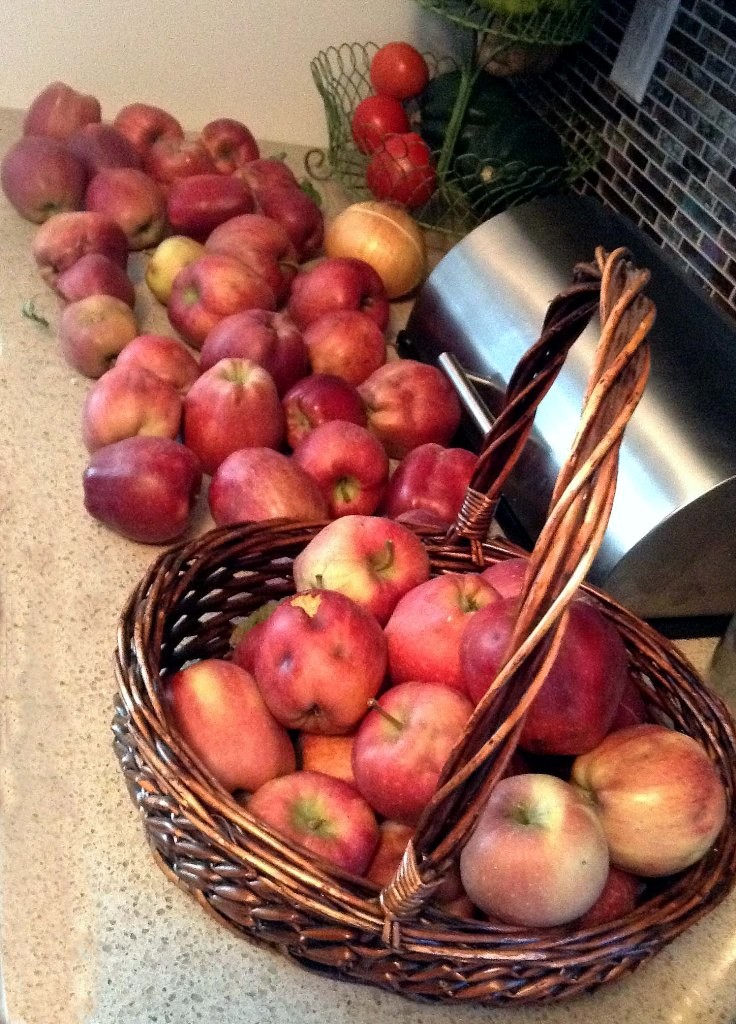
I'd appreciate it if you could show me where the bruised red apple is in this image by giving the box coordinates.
[287,257,389,332]
[576,865,646,927]
[460,595,630,756]
[1,135,87,222]
[292,420,389,518]
[58,294,138,377]
[199,117,259,173]
[571,724,728,876]
[85,167,167,250]
[112,102,184,158]
[182,357,284,474]
[66,122,143,174]
[303,309,386,386]
[166,658,295,792]
[282,373,367,449]
[56,251,136,308]
[385,572,499,692]
[82,435,201,543]
[199,308,308,396]
[82,363,183,452]
[245,770,379,875]
[293,514,431,625]
[358,359,462,458]
[236,156,299,194]
[114,333,200,394]
[382,443,479,530]
[205,213,298,305]
[168,253,276,349]
[166,173,255,241]
[297,732,356,787]
[352,680,474,825]
[459,773,609,927]
[23,81,101,140]
[208,447,329,525]
[32,210,129,289]
[255,183,324,262]
[144,136,216,186]
[253,589,387,734]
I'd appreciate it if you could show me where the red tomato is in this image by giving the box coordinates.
[365,132,436,209]
[370,42,430,100]
[351,94,410,154]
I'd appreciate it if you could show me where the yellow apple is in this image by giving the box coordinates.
[145,234,205,305]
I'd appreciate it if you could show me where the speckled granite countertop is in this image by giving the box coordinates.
[1,105,735,1024]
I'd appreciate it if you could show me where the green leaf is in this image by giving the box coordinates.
[299,178,323,207]
[21,297,50,329]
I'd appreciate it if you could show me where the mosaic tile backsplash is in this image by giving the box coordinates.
[537,0,736,319]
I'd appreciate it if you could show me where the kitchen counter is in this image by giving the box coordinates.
[1,104,735,1024]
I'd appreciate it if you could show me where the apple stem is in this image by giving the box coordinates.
[370,540,395,574]
[367,698,403,730]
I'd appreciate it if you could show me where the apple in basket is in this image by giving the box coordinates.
[381,442,479,530]
[282,372,367,449]
[296,732,357,787]
[166,658,295,793]
[460,772,610,927]
[576,865,646,927]
[351,680,474,825]
[114,333,201,395]
[252,589,387,734]
[481,555,531,598]
[460,594,629,756]
[287,257,390,332]
[245,770,380,875]
[384,572,500,693]
[291,420,390,518]
[358,359,462,459]
[571,723,728,876]
[292,514,431,626]
[82,435,202,544]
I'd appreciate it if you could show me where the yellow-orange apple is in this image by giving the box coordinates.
[297,732,356,787]
[145,235,206,305]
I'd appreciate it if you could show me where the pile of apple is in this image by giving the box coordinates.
[167,526,728,930]
[3,79,475,543]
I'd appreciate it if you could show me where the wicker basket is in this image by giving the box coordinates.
[113,248,736,1006]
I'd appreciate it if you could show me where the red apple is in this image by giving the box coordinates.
[363,820,466,908]
[460,595,630,756]
[56,252,136,308]
[382,443,479,530]
[182,357,284,474]
[571,724,728,876]
[245,770,379,875]
[205,213,299,305]
[167,253,276,349]
[208,447,329,525]
[23,81,101,140]
[199,117,259,173]
[58,294,138,377]
[199,309,308,396]
[481,555,530,599]
[459,773,609,927]
[253,589,387,734]
[287,257,389,332]
[85,167,167,250]
[576,866,646,927]
[236,156,299,194]
[166,659,295,792]
[352,680,474,825]
[112,102,184,158]
[302,309,386,386]
[166,173,255,241]
[292,420,389,518]
[255,183,324,262]
[83,435,202,543]
[608,672,650,731]
[1,135,87,222]
[358,359,462,459]
[293,514,431,625]
[385,572,500,692]
[82,363,183,452]
[144,136,216,186]
[282,373,367,449]
[32,210,128,289]
[66,122,143,174]
[297,732,356,787]
[114,333,200,394]
[231,599,283,674]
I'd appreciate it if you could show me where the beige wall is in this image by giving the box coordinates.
[0,0,463,146]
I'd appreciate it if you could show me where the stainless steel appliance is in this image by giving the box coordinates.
[401,194,736,626]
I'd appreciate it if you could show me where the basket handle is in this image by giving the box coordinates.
[379,247,655,941]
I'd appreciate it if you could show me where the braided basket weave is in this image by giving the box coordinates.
[112,248,736,1006]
